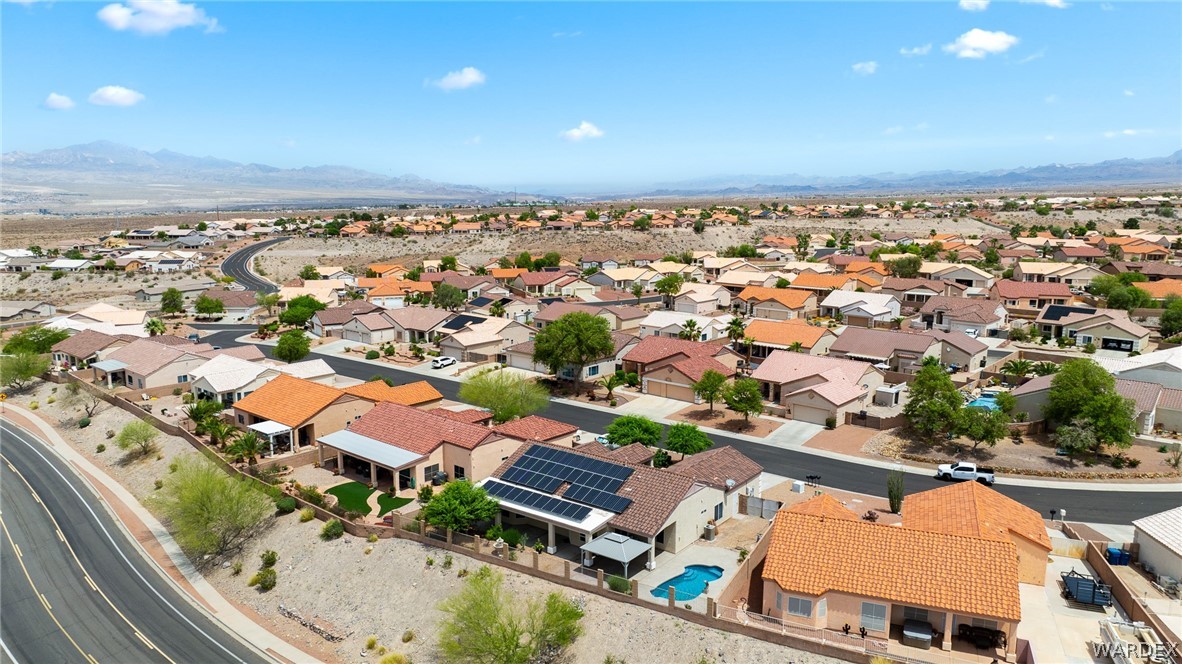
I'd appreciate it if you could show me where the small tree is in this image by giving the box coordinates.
[194,294,225,317]
[160,288,185,316]
[225,432,265,464]
[62,381,104,418]
[458,370,549,423]
[599,373,626,401]
[885,255,922,278]
[275,330,311,363]
[692,369,729,413]
[956,407,1010,450]
[631,283,644,306]
[417,485,434,506]
[432,283,466,311]
[664,423,713,455]
[903,362,962,440]
[144,318,166,337]
[1046,359,1136,451]
[531,312,614,395]
[994,391,1017,415]
[422,481,499,533]
[887,470,904,514]
[116,419,160,456]
[2,326,69,355]
[724,377,764,422]
[150,457,272,559]
[298,264,320,280]
[0,352,50,391]
[255,292,281,317]
[440,256,458,272]
[1053,418,1097,458]
[654,274,684,309]
[604,415,663,447]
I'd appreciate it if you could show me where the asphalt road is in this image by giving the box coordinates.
[0,420,270,664]
[220,238,287,293]
[195,325,1182,524]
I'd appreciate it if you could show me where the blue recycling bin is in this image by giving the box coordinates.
[1107,547,1122,564]
[1119,550,1131,565]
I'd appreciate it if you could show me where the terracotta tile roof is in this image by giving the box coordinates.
[1057,245,1106,258]
[383,307,453,331]
[904,482,1051,550]
[918,296,1004,325]
[517,271,566,286]
[992,280,1073,300]
[1136,279,1182,300]
[350,312,396,331]
[1114,379,1163,416]
[667,446,762,491]
[348,402,499,455]
[51,329,124,359]
[200,288,258,308]
[368,280,433,297]
[534,301,601,322]
[314,301,380,326]
[432,408,494,425]
[786,494,859,520]
[622,336,722,366]
[602,305,648,320]
[232,374,350,427]
[844,261,888,275]
[751,351,875,406]
[764,511,1021,621]
[830,327,937,359]
[493,415,578,442]
[341,380,443,406]
[666,356,736,383]
[737,286,814,310]
[1158,388,1182,411]
[490,268,528,280]
[607,443,657,465]
[790,273,863,290]
[744,319,831,349]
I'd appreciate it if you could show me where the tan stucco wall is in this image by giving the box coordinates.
[1013,535,1050,585]
[138,355,211,389]
[455,437,527,482]
[305,397,373,441]
[656,483,725,554]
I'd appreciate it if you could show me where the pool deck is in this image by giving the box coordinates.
[630,543,743,611]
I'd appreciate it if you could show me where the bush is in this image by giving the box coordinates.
[154,479,164,490]
[29,401,38,410]
[150,457,273,559]
[297,484,325,506]
[79,417,91,428]
[248,567,277,591]
[299,507,315,522]
[106,429,116,439]
[231,560,243,576]
[320,519,344,540]
[379,655,409,664]
[46,396,55,404]
[824,416,837,430]
[96,443,106,453]
[365,350,380,360]
[274,496,297,514]
[501,528,523,548]
[368,533,379,543]
[401,630,415,643]
[1084,342,1097,354]
[606,575,630,594]
[260,550,279,568]
[172,387,183,396]
[366,636,378,650]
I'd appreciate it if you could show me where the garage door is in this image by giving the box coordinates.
[846,315,871,328]
[644,379,696,402]
[791,403,832,425]
[506,353,539,372]
[1101,338,1134,352]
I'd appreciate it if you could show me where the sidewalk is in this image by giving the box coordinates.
[1,402,322,664]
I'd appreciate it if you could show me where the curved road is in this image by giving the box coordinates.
[195,326,1182,524]
[220,238,287,293]
[0,420,269,664]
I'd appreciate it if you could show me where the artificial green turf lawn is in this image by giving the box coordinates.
[326,481,413,516]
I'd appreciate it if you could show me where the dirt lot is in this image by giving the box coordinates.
[668,405,783,438]
[7,379,836,664]
[0,268,226,310]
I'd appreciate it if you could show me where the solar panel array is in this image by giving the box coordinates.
[483,479,591,521]
[501,445,635,513]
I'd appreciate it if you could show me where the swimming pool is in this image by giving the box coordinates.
[966,396,1000,411]
[649,564,724,601]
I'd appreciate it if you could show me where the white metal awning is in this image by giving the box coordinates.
[580,532,650,564]
[90,359,127,371]
[317,429,424,470]
[249,420,291,437]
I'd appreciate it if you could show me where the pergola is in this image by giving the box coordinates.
[581,532,651,577]
[317,429,423,487]
[90,359,128,389]
[248,420,293,456]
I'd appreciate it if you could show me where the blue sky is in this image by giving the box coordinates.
[3,1,1180,191]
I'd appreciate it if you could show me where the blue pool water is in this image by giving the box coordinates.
[649,564,724,601]
[966,396,1000,411]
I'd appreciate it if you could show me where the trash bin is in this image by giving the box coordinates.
[1107,547,1122,565]
[1119,550,1131,566]
[792,480,805,494]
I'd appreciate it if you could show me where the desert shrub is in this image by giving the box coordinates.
[365,350,380,360]
[274,496,297,514]
[96,443,105,453]
[379,655,409,664]
[320,518,344,540]
[606,575,630,594]
[248,567,277,591]
[78,417,90,428]
[825,416,837,430]
[366,636,378,650]
[299,507,315,522]
[401,629,415,643]
[501,528,523,548]
[260,549,279,568]
[154,479,164,490]
[231,560,243,576]
[368,533,379,543]
[297,484,325,506]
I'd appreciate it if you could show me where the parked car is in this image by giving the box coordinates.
[935,461,995,485]
[431,356,457,369]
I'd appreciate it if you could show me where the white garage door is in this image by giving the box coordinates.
[791,404,832,425]
[507,353,540,372]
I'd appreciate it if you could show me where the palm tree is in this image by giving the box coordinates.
[679,319,702,341]
[204,417,237,448]
[489,301,506,318]
[1001,359,1034,380]
[788,341,804,353]
[743,335,755,372]
[1032,361,1060,376]
[144,318,166,337]
[600,374,626,401]
[226,432,265,465]
[725,317,747,347]
[631,283,644,306]
[183,399,223,434]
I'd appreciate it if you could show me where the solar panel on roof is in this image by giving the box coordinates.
[483,480,591,521]
[503,445,636,511]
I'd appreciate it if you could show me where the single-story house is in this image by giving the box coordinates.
[878,278,967,308]
[917,262,994,290]
[373,307,454,344]
[743,319,837,359]
[621,335,736,377]
[189,355,336,406]
[751,351,884,425]
[1033,304,1150,352]
[990,281,1073,319]
[926,330,988,371]
[134,279,216,303]
[641,355,737,403]
[311,301,381,337]
[233,374,373,452]
[438,318,533,362]
[94,338,262,391]
[505,331,639,382]
[736,286,817,320]
[917,296,1008,336]
[665,446,762,522]
[828,328,939,374]
[761,495,1020,658]
[1132,506,1182,584]
[197,288,260,321]
[673,283,732,315]
[638,311,734,342]
[51,329,134,369]
[0,300,57,322]
[819,291,901,327]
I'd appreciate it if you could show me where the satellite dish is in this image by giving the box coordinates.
[725,479,736,489]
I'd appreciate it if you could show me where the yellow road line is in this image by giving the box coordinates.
[0,453,175,664]
[40,593,52,611]
[12,542,21,558]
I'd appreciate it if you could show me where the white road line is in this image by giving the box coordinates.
[0,422,248,664]
[0,635,22,664]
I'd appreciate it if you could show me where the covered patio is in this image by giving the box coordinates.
[581,532,651,578]
[90,359,129,389]
[317,429,424,492]
[249,420,294,457]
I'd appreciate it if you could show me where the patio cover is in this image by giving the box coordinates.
[249,420,292,436]
[90,359,128,371]
[317,429,423,470]
[581,532,649,576]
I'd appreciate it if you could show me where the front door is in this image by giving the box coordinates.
[399,468,414,491]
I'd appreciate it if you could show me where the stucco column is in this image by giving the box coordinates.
[370,462,377,487]
[942,613,954,651]
[336,451,343,472]
[547,522,557,554]
[648,537,656,568]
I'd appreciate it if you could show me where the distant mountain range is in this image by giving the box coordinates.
[1,141,522,214]
[636,151,1182,198]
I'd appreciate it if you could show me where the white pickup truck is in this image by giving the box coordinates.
[935,461,996,485]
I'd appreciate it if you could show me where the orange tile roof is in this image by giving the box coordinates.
[1137,278,1182,300]
[341,380,443,406]
[368,280,433,296]
[737,285,814,309]
[903,482,1051,550]
[764,511,1021,621]
[844,261,888,276]
[789,273,855,290]
[490,267,528,280]
[233,374,350,427]
[493,415,578,442]
[1121,243,1169,255]
[744,319,831,349]
[785,494,858,520]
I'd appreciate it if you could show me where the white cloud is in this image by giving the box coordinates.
[882,126,904,136]
[43,93,75,110]
[1021,0,1069,7]
[852,61,878,76]
[88,85,145,106]
[429,66,486,91]
[899,44,932,57]
[959,0,990,11]
[98,0,221,35]
[1104,129,1143,138]
[1016,49,1046,64]
[561,121,604,142]
[1123,89,1135,97]
[943,28,1019,59]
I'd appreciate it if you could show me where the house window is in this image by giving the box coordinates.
[177,375,188,383]
[136,378,143,388]
[817,599,827,619]
[237,414,245,424]
[971,618,998,631]
[775,590,783,612]
[903,607,929,623]
[423,464,440,482]
[787,597,813,618]
[861,602,887,632]
[714,502,724,520]
[587,365,599,377]
[453,465,466,480]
